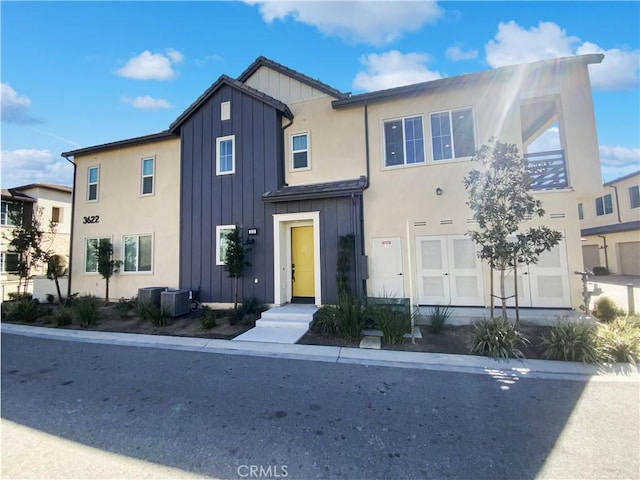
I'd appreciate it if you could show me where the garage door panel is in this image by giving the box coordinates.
[619,242,640,276]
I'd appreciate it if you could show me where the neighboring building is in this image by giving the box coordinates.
[1,183,72,300]
[63,53,604,311]
[580,171,640,276]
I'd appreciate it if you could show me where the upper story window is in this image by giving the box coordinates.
[141,158,154,195]
[383,116,425,167]
[431,108,475,161]
[595,194,613,216]
[221,101,231,121]
[629,185,640,209]
[123,234,152,273]
[216,135,235,175]
[1,201,21,226]
[577,203,584,220]
[87,166,99,201]
[51,206,62,224]
[291,132,310,170]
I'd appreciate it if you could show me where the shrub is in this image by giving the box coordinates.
[137,302,171,327]
[596,317,640,364]
[468,317,530,360]
[55,308,73,326]
[199,306,217,329]
[593,297,624,323]
[237,297,266,322]
[8,292,33,302]
[3,299,41,323]
[46,293,55,304]
[427,304,453,334]
[370,305,412,346]
[73,295,100,328]
[313,305,339,336]
[116,297,137,319]
[539,321,602,363]
[335,294,366,342]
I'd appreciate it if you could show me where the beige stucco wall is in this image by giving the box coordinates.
[580,172,640,228]
[71,137,181,300]
[361,62,601,310]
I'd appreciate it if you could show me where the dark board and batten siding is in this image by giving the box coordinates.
[179,84,282,303]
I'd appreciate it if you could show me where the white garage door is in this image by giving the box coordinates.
[619,242,640,275]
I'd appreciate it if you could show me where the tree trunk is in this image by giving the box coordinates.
[499,269,508,319]
[233,276,238,311]
[54,276,63,304]
[105,278,110,304]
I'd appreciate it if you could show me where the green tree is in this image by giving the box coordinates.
[3,206,52,297]
[223,226,250,311]
[46,254,67,304]
[97,238,122,303]
[463,139,562,323]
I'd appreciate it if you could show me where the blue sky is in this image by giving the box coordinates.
[1,1,639,188]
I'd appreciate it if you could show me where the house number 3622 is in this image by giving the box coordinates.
[83,215,100,224]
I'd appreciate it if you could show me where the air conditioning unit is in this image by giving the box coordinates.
[161,290,190,317]
[138,287,167,308]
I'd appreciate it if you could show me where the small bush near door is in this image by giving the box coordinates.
[467,317,530,360]
[539,321,602,363]
[369,304,412,346]
[596,317,640,364]
[593,297,625,323]
[72,295,100,328]
[427,304,453,334]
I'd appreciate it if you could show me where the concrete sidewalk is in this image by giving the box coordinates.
[2,323,638,382]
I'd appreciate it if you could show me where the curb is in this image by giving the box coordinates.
[2,323,638,382]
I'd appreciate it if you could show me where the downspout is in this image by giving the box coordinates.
[361,100,371,297]
[281,117,294,189]
[610,184,622,223]
[62,153,77,304]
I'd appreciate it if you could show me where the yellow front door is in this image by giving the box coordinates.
[291,226,315,298]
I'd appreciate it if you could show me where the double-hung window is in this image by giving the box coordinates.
[1,201,21,226]
[84,237,110,273]
[1,252,19,273]
[291,133,310,170]
[595,194,613,216]
[629,185,640,209]
[216,135,235,175]
[87,166,99,201]
[123,234,152,273]
[141,158,154,195]
[430,108,475,161]
[383,116,425,167]
[216,225,235,265]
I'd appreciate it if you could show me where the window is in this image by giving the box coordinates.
[141,158,154,195]
[216,136,235,175]
[1,252,19,273]
[216,225,235,265]
[87,166,99,201]
[383,116,425,167]
[52,206,62,224]
[123,234,152,272]
[431,108,475,161]
[595,194,613,216]
[221,101,231,121]
[1,201,21,226]
[629,185,640,209]
[84,237,110,273]
[291,133,309,170]
[577,203,584,220]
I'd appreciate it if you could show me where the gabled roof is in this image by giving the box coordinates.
[169,74,294,133]
[604,170,640,186]
[263,177,366,203]
[11,183,72,194]
[61,131,177,158]
[333,53,605,108]
[237,56,348,100]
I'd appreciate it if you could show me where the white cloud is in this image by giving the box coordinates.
[121,95,172,110]
[446,45,478,61]
[353,51,443,92]
[599,144,640,181]
[245,0,443,46]
[485,21,640,90]
[0,149,73,188]
[1,83,39,124]
[527,126,561,153]
[115,49,184,80]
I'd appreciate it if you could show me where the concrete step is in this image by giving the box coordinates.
[232,326,308,344]
[255,317,311,329]
[260,304,318,321]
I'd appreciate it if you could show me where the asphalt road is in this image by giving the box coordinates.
[2,333,639,480]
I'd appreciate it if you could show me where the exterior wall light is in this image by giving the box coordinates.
[436,187,443,196]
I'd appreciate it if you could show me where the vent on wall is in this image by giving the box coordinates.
[440,219,453,225]
[414,221,427,227]
[550,213,566,219]
[466,218,478,224]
